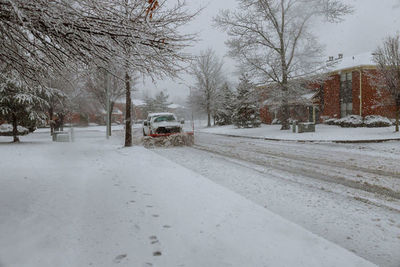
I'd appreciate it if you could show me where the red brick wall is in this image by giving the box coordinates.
[320,69,396,119]
[321,74,341,118]
[360,69,396,118]
[260,106,273,124]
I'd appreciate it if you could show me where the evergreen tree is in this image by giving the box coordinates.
[143,95,156,116]
[153,91,170,112]
[0,72,50,142]
[233,74,261,128]
[214,82,235,125]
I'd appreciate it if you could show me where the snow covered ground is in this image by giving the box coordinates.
[155,132,400,267]
[199,124,400,142]
[0,129,375,267]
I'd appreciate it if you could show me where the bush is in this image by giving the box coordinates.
[323,118,338,125]
[323,115,393,128]
[364,115,392,127]
[271,118,281,125]
[0,124,29,136]
[336,115,364,128]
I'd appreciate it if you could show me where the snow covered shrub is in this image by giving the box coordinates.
[363,115,392,127]
[0,124,29,136]
[323,118,338,125]
[336,115,364,128]
[232,74,261,128]
[271,118,281,125]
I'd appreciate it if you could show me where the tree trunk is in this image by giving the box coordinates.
[206,96,211,127]
[108,101,115,137]
[49,107,54,135]
[12,113,19,143]
[59,114,64,131]
[280,100,290,130]
[396,103,399,132]
[125,71,132,147]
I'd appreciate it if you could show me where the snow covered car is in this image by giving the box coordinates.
[143,112,184,136]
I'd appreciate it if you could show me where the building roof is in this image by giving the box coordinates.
[327,52,375,72]
[168,103,184,109]
[132,99,146,106]
[116,98,146,106]
[100,107,123,115]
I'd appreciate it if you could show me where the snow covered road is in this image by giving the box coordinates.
[154,132,400,267]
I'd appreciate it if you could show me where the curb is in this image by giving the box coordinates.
[199,132,400,144]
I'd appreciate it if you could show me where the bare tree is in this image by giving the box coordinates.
[373,34,400,132]
[85,63,126,135]
[191,49,224,127]
[214,0,352,129]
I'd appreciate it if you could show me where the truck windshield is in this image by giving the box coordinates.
[153,115,176,123]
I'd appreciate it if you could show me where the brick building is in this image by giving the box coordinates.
[260,52,397,124]
[317,52,396,121]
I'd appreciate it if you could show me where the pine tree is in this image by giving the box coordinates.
[153,91,170,112]
[233,74,261,128]
[215,82,235,125]
[0,72,49,142]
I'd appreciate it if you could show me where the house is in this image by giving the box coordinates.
[114,98,147,122]
[260,52,397,124]
[259,87,318,124]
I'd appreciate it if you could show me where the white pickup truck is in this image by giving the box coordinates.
[142,112,184,136]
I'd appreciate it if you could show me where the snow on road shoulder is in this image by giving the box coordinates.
[98,145,376,267]
[199,124,400,142]
[0,131,374,266]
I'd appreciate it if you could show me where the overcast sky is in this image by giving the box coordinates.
[136,0,400,104]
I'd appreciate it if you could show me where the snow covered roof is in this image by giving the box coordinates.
[327,52,376,72]
[132,99,146,106]
[100,107,123,115]
[115,98,146,106]
[302,93,315,100]
[168,103,183,109]
[262,91,316,107]
[148,112,175,117]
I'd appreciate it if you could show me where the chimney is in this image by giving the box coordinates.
[338,53,343,59]
[328,56,334,61]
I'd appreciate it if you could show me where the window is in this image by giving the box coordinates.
[340,72,353,117]
[153,115,176,123]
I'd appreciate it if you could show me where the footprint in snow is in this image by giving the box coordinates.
[163,225,171,229]
[153,251,162,256]
[113,254,127,263]
[152,214,159,218]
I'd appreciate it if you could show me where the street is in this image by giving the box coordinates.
[153,132,400,267]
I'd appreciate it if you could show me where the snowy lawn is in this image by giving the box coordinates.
[0,130,375,267]
[199,124,400,142]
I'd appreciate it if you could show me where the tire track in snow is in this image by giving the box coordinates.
[192,135,400,200]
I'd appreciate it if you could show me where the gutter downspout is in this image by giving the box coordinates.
[358,68,362,117]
